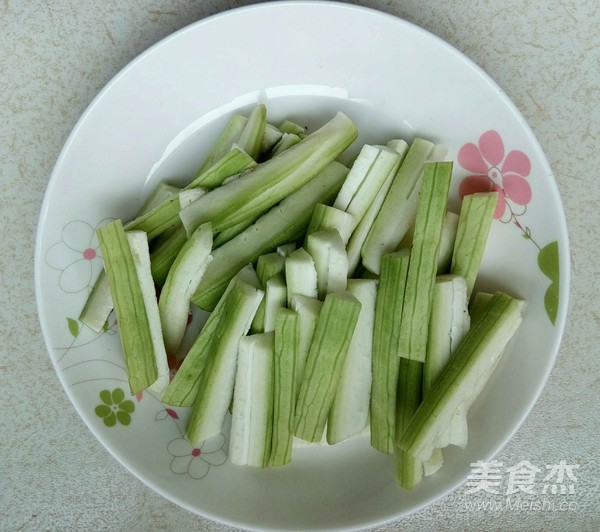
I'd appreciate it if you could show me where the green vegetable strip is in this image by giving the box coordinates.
[370,250,410,453]
[212,217,257,248]
[260,123,284,156]
[397,210,459,273]
[289,295,322,397]
[271,309,299,466]
[161,266,259,406]
[399,292,522,462]
[395,358,424,489]
[436,212,460,275]
[251,253,286,334]
[257,252,286,282]
[179,112,357,236]
[469,291,494,325]
[187,146,257,189]
[361,138,435,274]
[139,182,181,213]
[271,133,301,157]
[186,278,264,444]
[236,104,267,161]
[398,162,453,362]
[450,192,499,297]
[305,204,356,246]
[196,114,248,174]
[126,148,255,240]
[125,194,184,240]
[149,223,188,285]
[276,242,296,258]
[148,149,261,283]
[278,119,306,137]
[295,292,361,442]
[97,220,157,394]
[190,161,349,311]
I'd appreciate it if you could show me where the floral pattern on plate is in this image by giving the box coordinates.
[457,130,560,325]
[43,218,228,478]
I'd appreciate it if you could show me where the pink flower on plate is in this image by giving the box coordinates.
[458,131,532,222]
[167,433,227,479]
[45,219,111,293]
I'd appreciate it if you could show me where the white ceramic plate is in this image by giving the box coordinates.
[35,2,569,530]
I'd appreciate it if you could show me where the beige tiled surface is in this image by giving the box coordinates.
[1,1,598,530]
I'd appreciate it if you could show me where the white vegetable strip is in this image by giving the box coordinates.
[306,229,348,299]
[345,142,409,277]
[285,248,318,306]
[305,204,356,246]
[126,231,169,394]
[229,332,274,467]
[361,138,435,274]
[327,278,377,444]
[158,222,213,355]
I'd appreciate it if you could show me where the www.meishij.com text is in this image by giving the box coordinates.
[464,497,578,512]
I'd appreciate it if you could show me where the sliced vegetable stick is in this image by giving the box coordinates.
[398,161,453,362]
[229,332,274,467]
[295,291,361,442]
[97,220,158,394]
[271,309,300,466]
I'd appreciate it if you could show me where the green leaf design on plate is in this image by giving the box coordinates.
[537,241,559,325]
[67,317,79,337]
[95,404,112,418]
[99,389,113,405]
[112,387,125,405]
[119,399,135,413]
[103,412,117,427]
[95,388,136,428]
[116,411,132,426]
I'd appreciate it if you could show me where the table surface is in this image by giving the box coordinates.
[1,1,599,530]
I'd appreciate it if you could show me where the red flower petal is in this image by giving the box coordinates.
[501,150,531,177]
[458,175,493,198]
[492,187,507,219]
[502,173,532,205]
[136,391,143,402]
[166,408,179,419]
[460,177,506,219]
[458,143,488,174]
[479,130,505,167]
